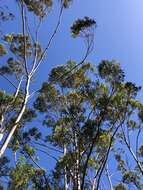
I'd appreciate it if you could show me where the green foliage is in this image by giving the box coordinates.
[22,109,36,123]
[0,1,143,188]
[1,57,143,188]
[23,0,73,17]
[96,131,111,151]
[0,44,7,56]
[115,154,126,172]
[98,60,124,83]
[23,0,53,17]
[23,127,42,141]
[138,105,143,122]
[34,60,143,188]
[11,138,20,153]
[115,183,127,190]
[4,33,32,58]
[9,158,49,190]
[9,160,36,189]
[122,171,141,188]
[0,91,13,116]
[0,156,10,177]
[71,17,96,37]
[62,0,73,8]
[0,57,23,75]
[138,144,143,157]
[0,33,43,76]
[23,144,35,156]
[0,7,14,22]
[0,56,142,188]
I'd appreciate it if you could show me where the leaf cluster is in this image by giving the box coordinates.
[71,17,96,37]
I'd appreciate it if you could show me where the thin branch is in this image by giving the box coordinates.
[0,73,17,89]
[34,147,59,162]
[105,165,113,190]
[136,124,142,159]
[95,123,123,190]
[32,141,63,154]
[121,124,143,175]
[20,0,29,75]
[16,134,52,189]
[24,149,51,189]
[57,38,92,83]
[95,106,129,190]
[31,19,42,72]
[12,75,23,102]
[31,4,64,75]
[81,88,115,189]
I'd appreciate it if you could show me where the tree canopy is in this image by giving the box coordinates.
[0,0,143,190]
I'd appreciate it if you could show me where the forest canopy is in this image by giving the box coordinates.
[0,0,143,190]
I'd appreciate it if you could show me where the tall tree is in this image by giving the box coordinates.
[34,60,143,189]
[0,0,96,158]
[0,1,143,190]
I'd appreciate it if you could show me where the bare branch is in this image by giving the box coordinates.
[105,164,113,190]
[0,73,17,89]
[20,0,29,75]
[121,124,143,175]
[31,4,64,75]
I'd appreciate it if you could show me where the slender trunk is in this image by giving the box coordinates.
[75,156,81,190]
[105,166,113,190]
[0,75,31,158]
[14,151,17,166]
[64,144,69,190]
[126,139,143,175]
[76,155,81,190]
[73,131,81,190]
[121,127,143,175]
[92,178,96,190]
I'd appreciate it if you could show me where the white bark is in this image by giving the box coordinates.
[0,134,3,142]
[105,165,113,190]
[76,156,81,190]
[74,131,81,190]
[0,75,31,158]
[64,144,69,190]
[0,0,64,158]
[92,178,96,190]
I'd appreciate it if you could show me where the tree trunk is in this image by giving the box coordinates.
[64,144,69,190]
[92,178,96,190]
[73,130,81,190]
[0,76,31,158]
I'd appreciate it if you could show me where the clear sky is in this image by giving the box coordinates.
[76,0,143,79]
[1,0,143,93]
[65,0,143,86]
[34,0,143,98]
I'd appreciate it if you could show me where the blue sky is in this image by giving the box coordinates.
[33,0,143,96]
[1,0,143,93]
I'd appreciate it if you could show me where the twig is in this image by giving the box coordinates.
[0,73,17,89]
[32,4,64,75]
[20,0,29,75]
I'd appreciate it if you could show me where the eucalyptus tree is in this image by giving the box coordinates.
[1,57,143,189]
[0,1,143,190]
[0,0,96,189]
[0,0,96,158]
[34,60,143,189]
